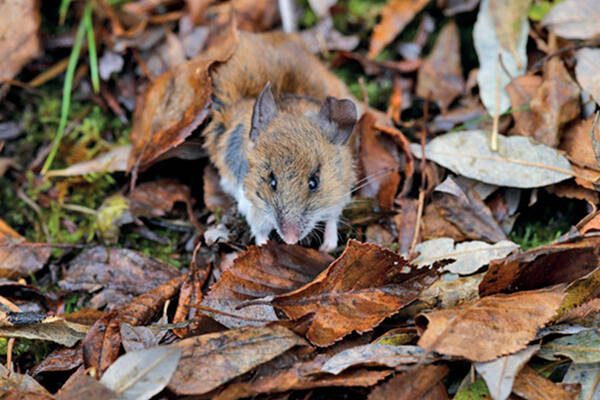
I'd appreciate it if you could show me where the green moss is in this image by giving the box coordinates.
[454,378,492,399]
[0,338,54,364]
[119,230,187,268]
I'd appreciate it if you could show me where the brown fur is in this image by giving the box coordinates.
[204,31,357,244]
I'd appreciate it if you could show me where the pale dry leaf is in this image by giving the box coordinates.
[542,0,600,40]
[474,345,539,400]
[321,344,428,375]
[0,311,89,347]
[563,362,600,400]
[537,329,600,364]
[410,130,574,188]
[575,48,600,106]
[46,145,131,177]
[473,0,528,115]
[410,238,518,275]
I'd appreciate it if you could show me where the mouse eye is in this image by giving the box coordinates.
[269,172,277,191]
[308,174,319,192]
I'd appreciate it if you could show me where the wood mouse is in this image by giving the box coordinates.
[204,31,359,252]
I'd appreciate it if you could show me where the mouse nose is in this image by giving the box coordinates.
[281,222,300,244]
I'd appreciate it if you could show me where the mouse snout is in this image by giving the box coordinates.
[281,221,300,244]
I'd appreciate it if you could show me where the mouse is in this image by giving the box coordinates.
[204,31,359,252]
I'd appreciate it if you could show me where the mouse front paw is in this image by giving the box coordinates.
[319,240,337,253]
[319,219,339,252]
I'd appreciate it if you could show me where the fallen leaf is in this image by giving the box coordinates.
[416,286,566,362]
[0,157,14,177]
[575,48,600,106]
[537,329,600,363]
[0,219,51,280]
[56,373,119,400]
[129,178,193,218]
[0,311,88,346]
[367,0,429,59]
[46,145,131,177]
[411,237,518,275]
[541,0,600,40]
[201,242,332,328]
[367,364,449,400]
[563,362,600,400]
[203,165,234,212]
[513,365,577,400]
[321,344,428,374]
[0,363,53,398]
[59,246,180,310]
[560,115,600,171]
[416,21,464,111]
[418,272,484,309]
[300,16,359,53]
[394,197,419,253]
[168,325,307,395]
[120,323,161,352]
[479,235,600,296]
[173,266,210,338]
[433,177,507,243]
[474,0,528,115]
[357,113,400,210]
[410,130,574,188]
[100,346,182,400]
[530,57,580,147]
[271,240,441,346]
[31,344,83,376]
[0,0,41,81]
[82,311,121,376]
[506,75,542,136]
[127,21,237,172]
[474,345,539,400]
[421,203,468,242]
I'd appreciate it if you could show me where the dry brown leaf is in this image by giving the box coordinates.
[31,344,83,376]
[368,364,449,400]
[201,242,332,328]
[416,22,464,111]
[129,178,194,218]
[421,203,468,242]
[530,58,580,148]
[394,197,419,254]
[82,311,121,376]
[127,21,238,173]
[368,0,430,59]
[56,373,119,400]
[506,75,542,136]
[168,325,307,396]
[416,286,565,362]
[513,365,578,400]
[0,157,14,177]
[560,115,600,171]
[0,0,41,81]
[0,364,53,399]
[0,311,88,347]
[0,240,51,281]
[271,240,441,347]
[173,266,210,338]
[479,235,600,296]
[541,0,600,40]
[357,113,400,210]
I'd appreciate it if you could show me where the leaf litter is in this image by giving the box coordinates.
[1,0,600,398]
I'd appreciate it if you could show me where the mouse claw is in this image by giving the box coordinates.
[319,241,337,253]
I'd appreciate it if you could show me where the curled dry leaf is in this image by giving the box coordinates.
[410,130,574,188]
[168,325,307,396]
[474,345,539,400]
[416,21,464,111]
[513,365,578,400]
[270,240,442,347]
[575,48,600,106]
[0,0,41,81]
[367,364,449,400]
[479,235,600,296]
[127,21,238,172]
[45,145,131,177]
[100,346,182,400]
[201,242,332,328]
[357,113,400,210]
[0,311,88,347]
[411,237,518,275]
[31,344,83,376]
[173,266,210,338]
[367,0,429,60]
[320,344,428,375]
[542,0,600,40]
[82,311,121,376]
[474,0,528,115]
[0,218,51,280]
[59,246,180,310]
[416,285,566,362]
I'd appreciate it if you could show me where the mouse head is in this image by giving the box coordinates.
[244,82,358,244]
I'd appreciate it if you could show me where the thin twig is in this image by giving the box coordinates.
[491,54,502,152]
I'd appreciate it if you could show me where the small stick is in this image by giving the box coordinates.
[491,54,502,152]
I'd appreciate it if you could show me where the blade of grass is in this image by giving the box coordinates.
[84,2,100,93]
[59,0,72,25]
[41,5,89,175]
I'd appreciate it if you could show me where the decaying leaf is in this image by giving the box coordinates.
[368,0,429,59]
[127,21,238,172]
[474,345,539,400]
[0,363,53,399]
[0,219,51,280]
[513,365,578,400]
[56,373,119,400]
[320,344,428,374]
[270,240,442,347]
[537,329,600,364]
[542,0,600,40]
[367,364,449,400]
[506,75,542,136]
[0,311,88,347]
[0,0,41,81]
[563,362,600,400]
[575,47,600,106]
[560,115,600,171]
[31,345,83,376]
[172,266,210,338]
[168,325,307,395]
[416,286,566,362]
[416,22,464,111]
[129,178,194,218]
[201,242,332,328]
[474,0,528,115]
[46,146,131,177]
[410,130,574,188]
[411,237,518,275]
[100,346,182,400]
[82,311,121,376]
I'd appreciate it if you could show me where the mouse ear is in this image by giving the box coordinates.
[250,82,278,141]
[318,97,357,145]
